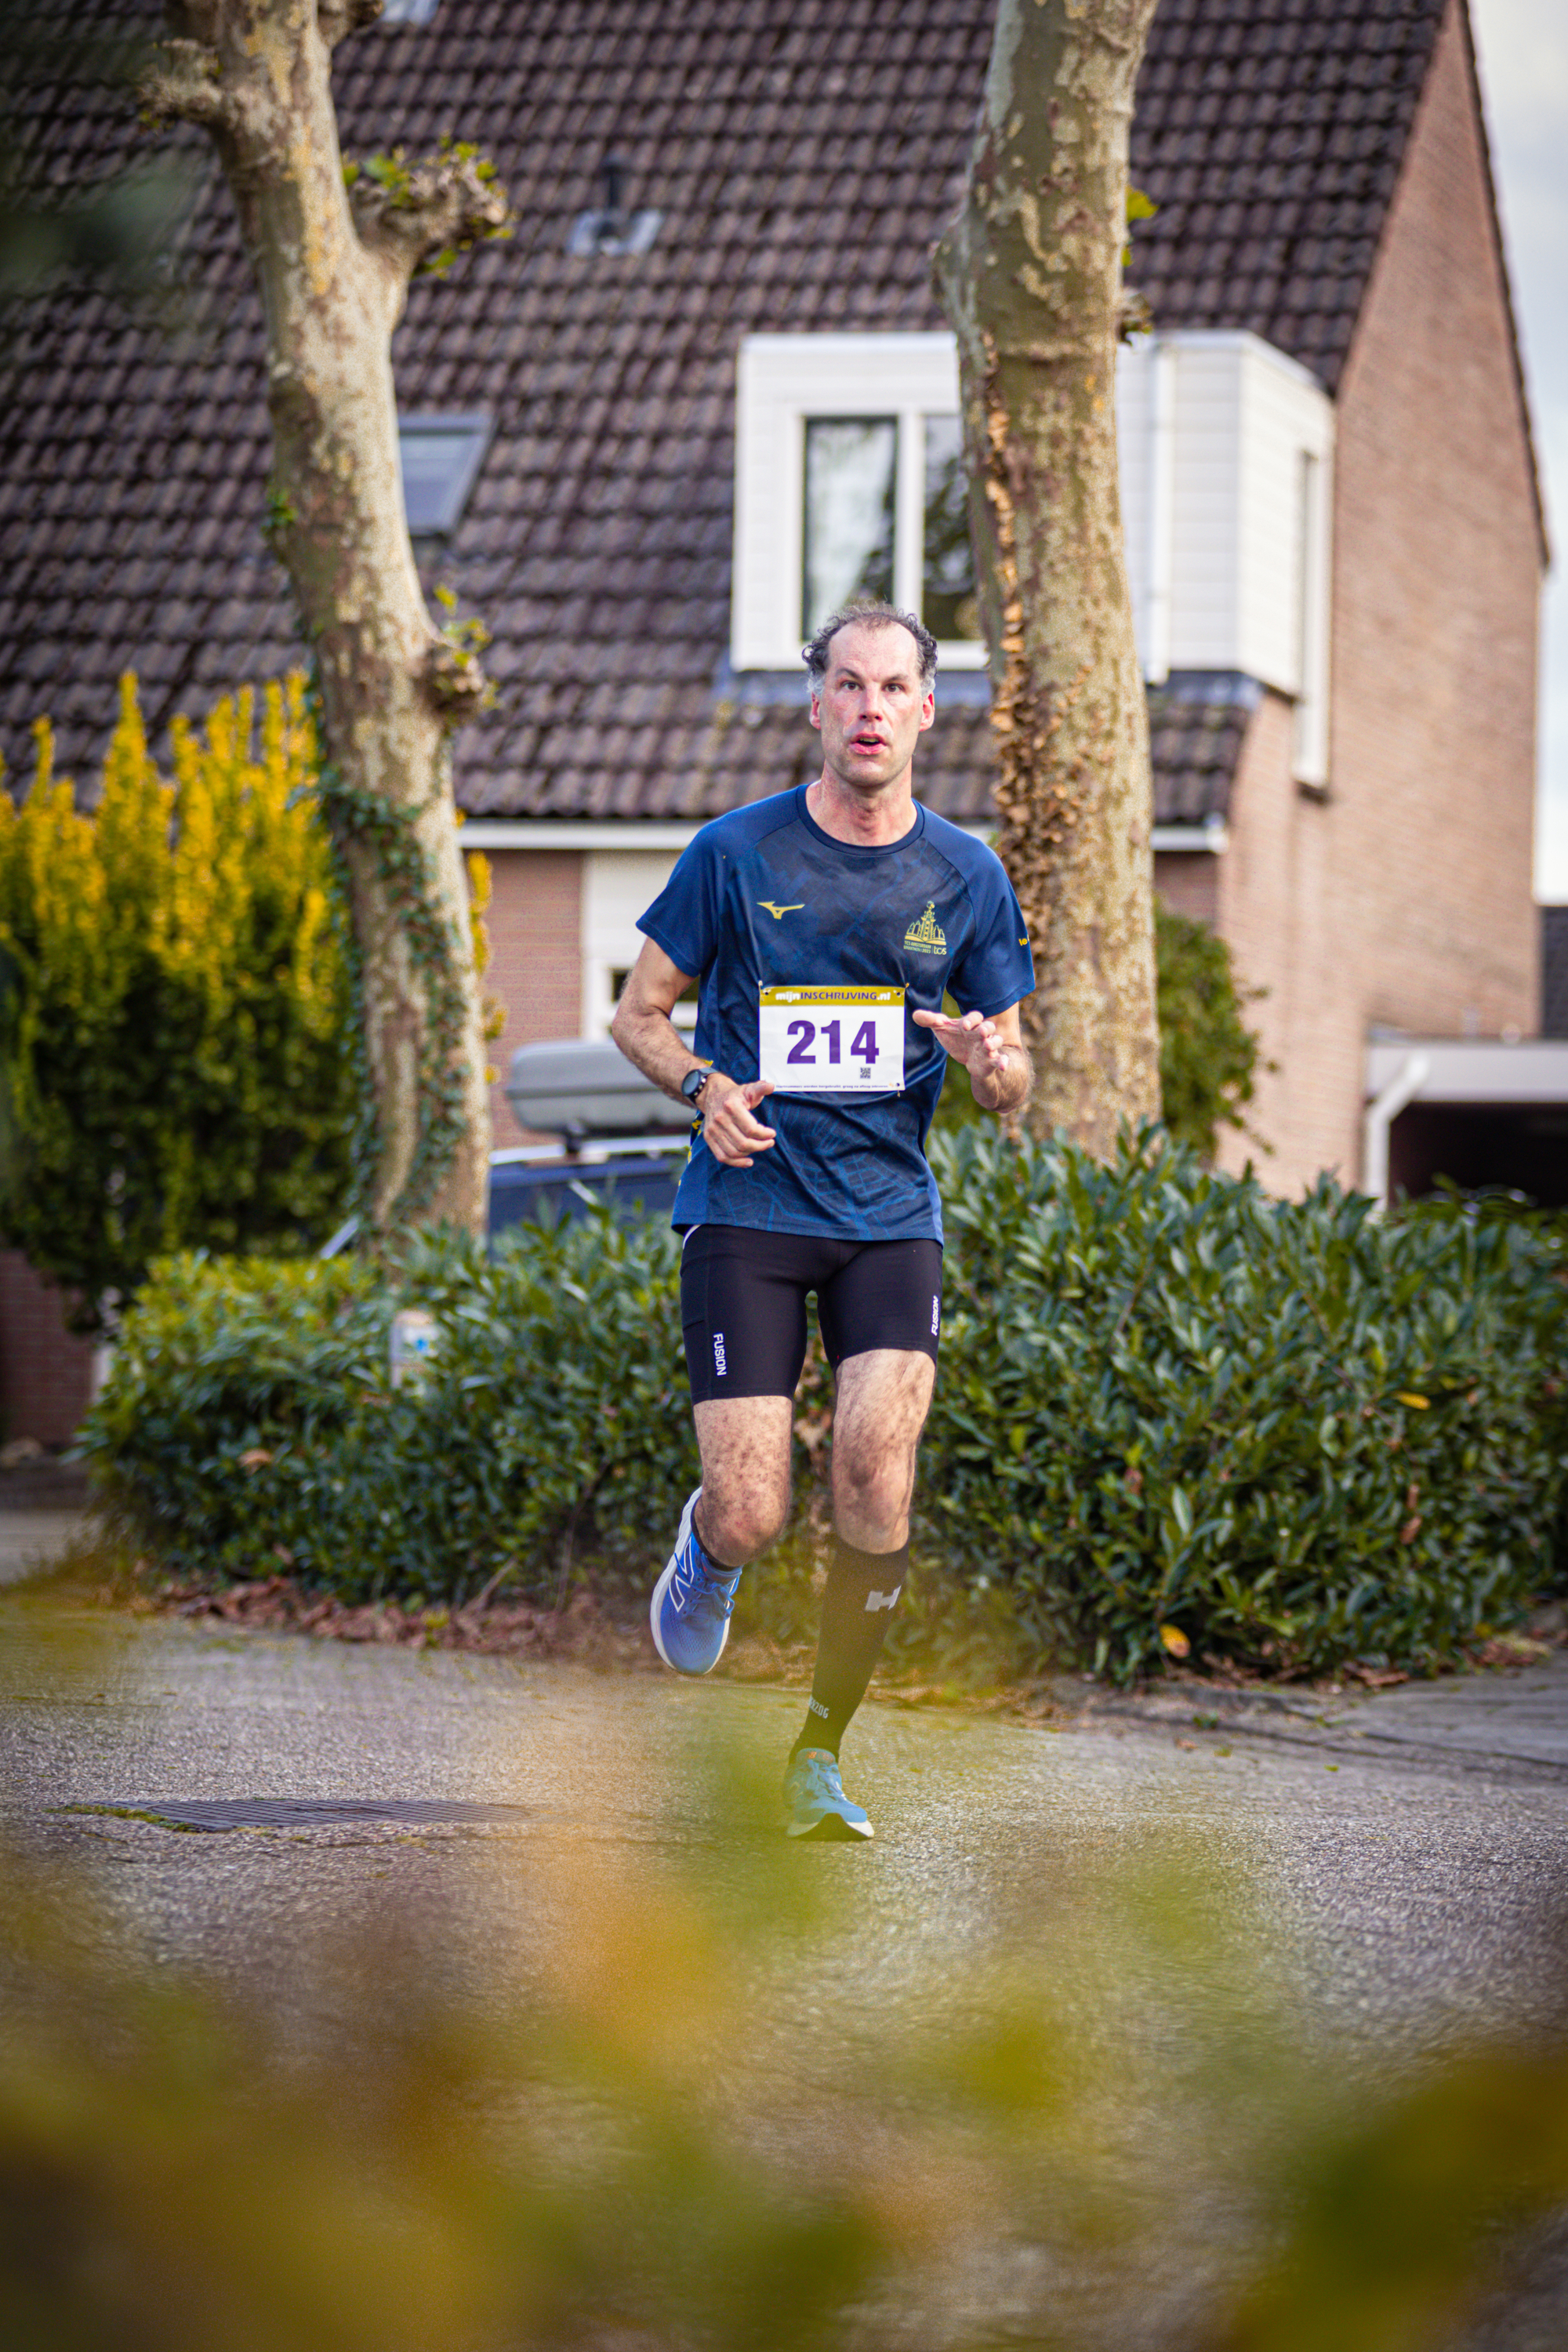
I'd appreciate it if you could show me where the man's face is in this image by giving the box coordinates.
[810,621,935,792]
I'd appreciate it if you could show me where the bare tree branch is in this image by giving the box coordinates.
[348,147,511,291]
[137,38,236,133]
[935,0,1163,1158]
[318,0,385,48]
[135,0,502,1234]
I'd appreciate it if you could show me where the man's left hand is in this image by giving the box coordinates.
[913,1004,1029,1113]
[913,1005,1007,1078]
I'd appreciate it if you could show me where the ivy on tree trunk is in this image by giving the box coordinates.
[935,0,1163,1158]
[142,0,506,1235]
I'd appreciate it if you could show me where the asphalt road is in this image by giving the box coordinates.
[3,1577,1567,2349]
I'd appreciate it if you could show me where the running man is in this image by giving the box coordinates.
[611,599,1033,1839]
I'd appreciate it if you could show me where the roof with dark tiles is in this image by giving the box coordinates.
[1127,0,1450,396]
[1,0,1470,826]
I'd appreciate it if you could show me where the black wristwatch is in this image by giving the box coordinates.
[680,1065,710,1110]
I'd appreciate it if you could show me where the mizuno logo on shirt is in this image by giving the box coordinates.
[757,900,804,919]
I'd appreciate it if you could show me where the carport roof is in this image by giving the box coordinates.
[1367,1038,1568,1105]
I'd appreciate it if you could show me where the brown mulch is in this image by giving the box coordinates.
[108,1567,1073,1716]
[129,1573,655,1670]
[83,1563,1568,1722]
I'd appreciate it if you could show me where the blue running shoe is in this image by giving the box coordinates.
[783,1748,873,1842]
[649,1488,742,1675]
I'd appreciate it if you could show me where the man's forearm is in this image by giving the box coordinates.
[610,1002,707,1103]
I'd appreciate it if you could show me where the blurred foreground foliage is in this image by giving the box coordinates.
[1,1664,1566,2352]
[82,1130,1568,1684]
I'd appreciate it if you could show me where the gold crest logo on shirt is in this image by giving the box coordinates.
[903,901,947,955]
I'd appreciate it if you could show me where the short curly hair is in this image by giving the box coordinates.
[802,598,938,698]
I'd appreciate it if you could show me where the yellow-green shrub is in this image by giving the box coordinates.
[0,673,356,1330]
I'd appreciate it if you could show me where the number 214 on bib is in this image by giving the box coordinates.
[758,985,906,1093]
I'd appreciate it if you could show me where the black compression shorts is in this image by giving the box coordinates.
[680,1224,943,1403]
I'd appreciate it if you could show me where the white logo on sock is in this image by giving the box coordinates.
[808,1696,829,1719]
[865,1585,902,1612]
[713,1330,727,1377]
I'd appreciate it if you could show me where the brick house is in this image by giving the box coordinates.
[0,0,1547,1436]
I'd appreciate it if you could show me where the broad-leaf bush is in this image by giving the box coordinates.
[929,1129,1568,1678]
[84,1218,694,1602]
[82,1132,1568,1680]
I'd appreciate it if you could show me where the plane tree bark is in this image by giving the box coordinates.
[935,0,1162,1157]
[141,0,507,1233]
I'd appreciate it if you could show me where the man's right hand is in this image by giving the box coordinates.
[699,1073,776,1167]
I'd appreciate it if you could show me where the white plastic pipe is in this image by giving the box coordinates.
[1362,1051,1430,1207]
[1145,339,1176,684]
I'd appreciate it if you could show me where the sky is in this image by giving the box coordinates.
[1468,0,1568,900]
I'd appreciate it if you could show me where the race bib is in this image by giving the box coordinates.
[759,985,906,1093]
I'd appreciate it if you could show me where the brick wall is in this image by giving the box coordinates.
[481,849,584,1143]
[0,1250,94,1446]
[1213,0,1541,1195]
[1152,851,1218,927]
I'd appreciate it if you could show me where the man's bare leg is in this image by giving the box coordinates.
[648,1392,795,1676]
[691,1395,794,1566]
[830,1348,936,1552]
[790,1348,935,1783]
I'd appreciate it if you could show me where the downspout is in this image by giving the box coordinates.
[1145,338,1175,684]
[1363,1052,1429,1208]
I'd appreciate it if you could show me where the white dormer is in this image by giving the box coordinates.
[1116,330,1334,786]
[733,328,1334,786]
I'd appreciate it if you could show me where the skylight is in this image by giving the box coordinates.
[397,413,492,536]
[380,0,440,23]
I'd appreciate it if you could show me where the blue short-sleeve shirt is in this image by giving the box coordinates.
[636,786,1034,1242]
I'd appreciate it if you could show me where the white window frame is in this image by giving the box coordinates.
[732,333,988,673]
[581,851,698,1040]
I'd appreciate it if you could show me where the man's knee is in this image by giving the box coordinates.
[699,1486,789,1565]
[833,1442,914,1537]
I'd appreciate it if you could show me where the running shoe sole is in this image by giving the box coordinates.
[786,1809,874,1842]
[649,1488,731,1674]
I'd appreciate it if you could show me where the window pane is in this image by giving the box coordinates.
[802,418,896,637]
[398,415,491,534]
[922,414,981,641]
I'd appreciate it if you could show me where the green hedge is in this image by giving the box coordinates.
[82,1132,1568,1681]
[927,1132,1568,1676]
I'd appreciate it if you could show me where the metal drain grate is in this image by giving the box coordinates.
[75,1799,534,1832]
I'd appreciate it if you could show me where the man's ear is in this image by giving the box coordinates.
[809,695,822,732]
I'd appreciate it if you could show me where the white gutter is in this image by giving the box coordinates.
[461,818,1231,854]
[459,820,708,851]
[1362,1051,1430,1208]
[1152,823,1228,854]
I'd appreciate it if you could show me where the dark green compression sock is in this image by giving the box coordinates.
[792,1535,908,1759]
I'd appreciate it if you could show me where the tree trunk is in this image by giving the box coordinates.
[143,0,506,1232]
[934,0,1162,1157]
